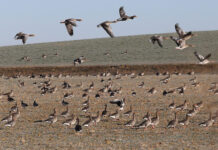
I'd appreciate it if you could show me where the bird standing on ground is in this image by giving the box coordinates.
[179,115,190,127]
[169,100,175,110]
[199,112,215,127]
[75,118,82,132]
[151,110,160,128]
[45,114,57,124]
[21,101,28,108]
[5,108,20,127]
[135,114,152,129]
[63,114,77,126]
[82,115,93,127]
[110,98,125,110]
[175,100,188,111]
[167,112,178,128]
[125,113,136,127]
[187,104,199,117]
[109,109,120,119]
[62,99,69,106]
[60,18,82,36]
[101,104,108,117]
[143,111,151,121]
[33,100,39,107]
[123,105,133,116]
[61,106,70,118]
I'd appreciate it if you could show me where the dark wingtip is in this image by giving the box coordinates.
[34,120,43,123]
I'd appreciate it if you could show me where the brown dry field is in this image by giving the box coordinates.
[0,72,217,150]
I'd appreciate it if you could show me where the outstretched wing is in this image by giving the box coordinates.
[150,36,156,44]
[14,32,22,39]
[119,7,126,18]
[183,31,193,40]
[194,51,204,61]
[175,23,186,38]
[22,35,27,44]
[102,24,114,38]
[65,23,73,36]
[157,39,163,48]
[170,36,180,46]
[204,53,211,60]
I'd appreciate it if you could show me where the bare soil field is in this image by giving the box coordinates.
[0,73,217,149]
[0,31,217,149]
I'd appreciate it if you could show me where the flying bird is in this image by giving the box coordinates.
[14,32,35,44]
[194,51,211,64]
[97,21,118,38]
[170,37,195,50]
[117,6,137,21]
[150,35,169,48]
[171,23,196,50]
[60,18,82,36]
[175,23,196,40]
[175,23,187,39]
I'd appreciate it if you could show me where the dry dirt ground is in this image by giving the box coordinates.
[0,73,217,150]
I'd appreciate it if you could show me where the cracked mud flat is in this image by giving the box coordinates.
[0,73,217,150]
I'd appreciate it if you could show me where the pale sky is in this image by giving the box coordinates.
[0,0,218,46]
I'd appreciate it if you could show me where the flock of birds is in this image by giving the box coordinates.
[0,71,217,132]
[14,7,136,44]
[150,23,213,65]
[13,6,213,65]
[0,6,217,133]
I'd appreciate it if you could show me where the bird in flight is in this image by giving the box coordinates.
[170,23,197,50]
[97,20,118,38]
[170,36,195,50]
[117,6,137,21]
[175,23,196,40]
[150,35,169,48]
[60,18,82,36]
[14,32,35,44]
[194,51,212,64]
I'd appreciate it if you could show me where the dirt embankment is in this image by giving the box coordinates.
[0,63,218,77]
